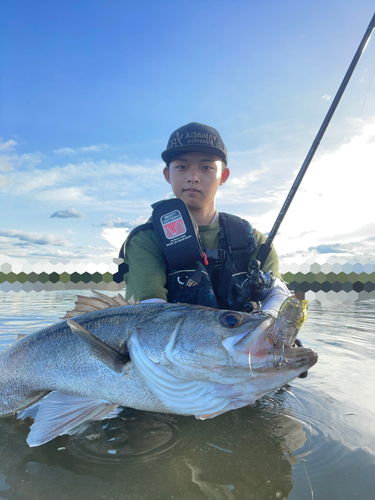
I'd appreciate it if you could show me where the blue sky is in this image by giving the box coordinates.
[1,0,375,267]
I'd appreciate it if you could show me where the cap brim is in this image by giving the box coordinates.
[161,145,227,165]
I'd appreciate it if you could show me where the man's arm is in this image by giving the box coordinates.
[260,279,291,317]
[252,229,291,317]
[124,229,168,302]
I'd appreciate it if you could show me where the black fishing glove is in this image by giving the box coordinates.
[232,260,276,312]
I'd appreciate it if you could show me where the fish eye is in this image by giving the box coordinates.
[219,311,244,328]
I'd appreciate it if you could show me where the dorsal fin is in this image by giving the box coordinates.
[62,291,136,319]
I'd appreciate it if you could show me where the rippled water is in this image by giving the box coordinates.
[0,291,374,500]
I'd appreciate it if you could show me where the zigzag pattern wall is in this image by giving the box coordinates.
[1,258,374,306]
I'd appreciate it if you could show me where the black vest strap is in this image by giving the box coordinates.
[219,213,249,272]
[213,213,254,304]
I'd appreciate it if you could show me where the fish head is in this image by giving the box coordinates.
[130,298,317,398]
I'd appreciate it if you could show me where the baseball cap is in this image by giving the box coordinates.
[161,122,227,165]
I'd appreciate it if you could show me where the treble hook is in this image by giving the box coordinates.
[272,332,295,366]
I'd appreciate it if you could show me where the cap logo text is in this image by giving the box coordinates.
[170,131,184,148]
[185,132,217,146]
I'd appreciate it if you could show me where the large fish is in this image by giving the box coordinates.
[0,292,317,447]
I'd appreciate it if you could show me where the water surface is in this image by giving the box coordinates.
[0,291,374,499]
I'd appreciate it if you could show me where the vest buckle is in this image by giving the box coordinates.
[205,249,226,261]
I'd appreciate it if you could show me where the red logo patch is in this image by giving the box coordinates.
[161,210,187,240]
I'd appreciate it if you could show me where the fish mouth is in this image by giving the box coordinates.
[223,317,318,375]
[223,317,274,364]
[268,345,318,369]
[235,340,318,374]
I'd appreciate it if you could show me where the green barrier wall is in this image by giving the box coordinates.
[1,258,374,305]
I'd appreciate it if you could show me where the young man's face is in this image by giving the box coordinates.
[163,152,230,213]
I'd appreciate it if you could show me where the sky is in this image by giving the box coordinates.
[1,0,375,269]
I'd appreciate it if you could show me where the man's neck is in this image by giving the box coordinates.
[189,207,217,226]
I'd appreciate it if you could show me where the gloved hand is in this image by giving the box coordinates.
[234,273,291,317]
[260,278,291,317]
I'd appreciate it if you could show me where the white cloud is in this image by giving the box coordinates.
[0,153,43,174]
[320,223,375,243]
[322,94,331,101]
[97,215,148,228]
[100,228,129,249]
[0,139,18,172]
[53,147,76,154]
[0,175,16,187]
[1,156,164,201]
[0,139,43,173]
[0,139,17,151]
[0,244,116,260]
[18,153,43,169]
[80,145,109,152]
[50,208,85,219]
[98,215,150,251]
[0,155,15,173]
[132,215,149,226]
[54,144,110,154]
[37,187,92,202]
[0,229,71,247]
[0,230,119,260]
[7,168,65,194]
[259,122,375,261]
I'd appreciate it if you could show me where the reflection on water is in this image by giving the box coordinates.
[0,291,375,499]
[67,410,180,464]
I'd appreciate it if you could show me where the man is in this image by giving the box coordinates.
[121,122,290,316]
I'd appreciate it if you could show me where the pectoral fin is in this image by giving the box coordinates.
[67,319,130,372]
[26,391,118,447]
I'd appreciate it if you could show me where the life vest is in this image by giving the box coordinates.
[117,199,257,310]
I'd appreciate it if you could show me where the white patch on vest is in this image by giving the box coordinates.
[161,210,187,240]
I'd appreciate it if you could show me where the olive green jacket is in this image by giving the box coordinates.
[124,215,281,302]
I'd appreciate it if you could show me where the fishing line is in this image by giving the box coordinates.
[301,459,314,500]
[284,388,314,500]
[284,388,313,452]
[247,346,254,377]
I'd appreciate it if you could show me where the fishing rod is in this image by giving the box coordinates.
[255,11,375,268]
